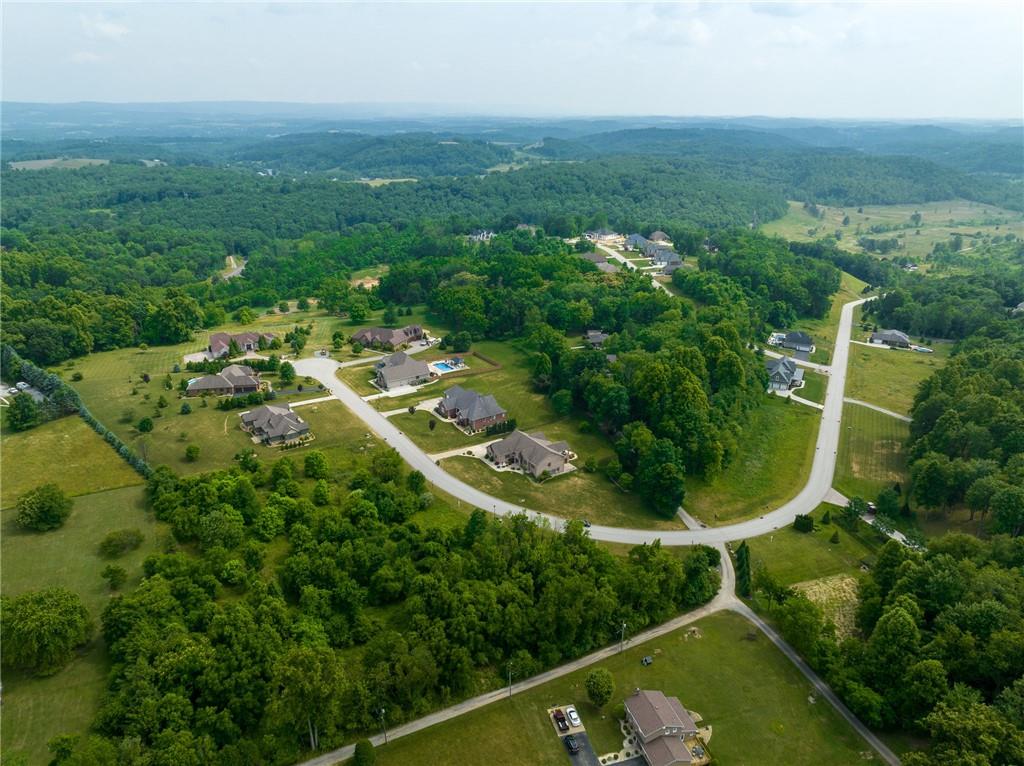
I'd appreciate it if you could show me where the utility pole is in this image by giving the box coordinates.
[619,621,627,653]
[507,662,514,698]
[378,707,388,745]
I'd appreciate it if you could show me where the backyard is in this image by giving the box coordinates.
[369,610,874,766]
[845,341,952,415]
[685,396,821,525]
[834,402,910,502]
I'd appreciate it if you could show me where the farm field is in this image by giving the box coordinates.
[762,199,1024,265]
[370,610,872,766]
[834,402,910,502]
[685,396,821,526]
[846,341,953,414]
[1,485,162,766]
[8,157,110,170]
[0,415,143,508]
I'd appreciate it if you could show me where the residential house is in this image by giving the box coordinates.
[765,356,804,391]
[435,385,507,432]
[584,228,618,242]
[625,233,650,251]
[486,430,572,479]
[186,364,262,397]
[468,229,495,243]
[870,329,911,348]
[352,324,424,350]
[663,263,682,276]
[208,331,276,359]
[375,351,431,390]
[650,249,682,269]
[780,331,813,353]
[648,230,671,243]
[585,330,610,348]
[240,404,309,445]
[624,689,700,766]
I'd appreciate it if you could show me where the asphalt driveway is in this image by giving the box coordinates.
[561,732,601,766]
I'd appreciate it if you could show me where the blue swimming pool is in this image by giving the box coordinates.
[434,362,455,372]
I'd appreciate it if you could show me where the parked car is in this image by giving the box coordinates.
[553,709,569,732]
[582,520,592,528]
[15,382,29,391]
[641,655,654,666]
[566,706,581,727]
[564,735,580,754]
[7,387,18,395]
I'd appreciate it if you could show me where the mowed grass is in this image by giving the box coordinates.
[835,403,910,501]
[846,342,952,414]
[1,485,163,766]
[370,610,871,766]
[0,416,143,508]
[388,410,487,454]
[762,199,1024,265]
[798,370,828,404]
[742,503,881,587]
[685,396,821,526]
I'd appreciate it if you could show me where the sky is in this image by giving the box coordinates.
[2,1,1022,120]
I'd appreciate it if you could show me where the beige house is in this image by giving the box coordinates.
[625,689,700,766]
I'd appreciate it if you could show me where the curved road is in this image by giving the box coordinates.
[293,297,871,546]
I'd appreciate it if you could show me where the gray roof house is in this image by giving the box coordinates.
[186,364,262,397]
[766,356,804,391]
[375,351,431,390]
[624,689,699,766]
[435,385,507,431]
[585,330,610,347]
[781,331,813,353]
[208,331,276,358]
[240,404,309,445]
[625,233,650,250]
[486,430,572,479]
[649,230,671,243]
[870,329,911,348]
[352,324,424,350]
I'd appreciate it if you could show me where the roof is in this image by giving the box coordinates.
[187,364,259,392]
[784,331,813,346]
[626,233,650,247]
[440,385,506,421]
[641,735,692,766]
[586,330,610,346]
[377,351,430,387]
[765,356,803,385]
[872,329,910,344]
[625,690,698,739]
[649,230,670,242]
[240,404,308,440]
[209,331,276,356]
[353,325,422,347]
[487,430,569,477]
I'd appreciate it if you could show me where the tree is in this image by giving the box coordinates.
[551,389,573,416]
[101,564,127,590]
[185,444,200,462]
[278,301,290,314]
[353,740,376,766]
[137,417,154,433]
[876,487,900,519]
[304,450,329,480]
[351,341,364,355]
[428,418,436,431]
[585,667,615,709]
[735,541,751,597]
[279,362,296,385]
[991,486,1024,537]
[98,528,144,557]
[383,304,398,326]
[1,587,92,675]
[16,483,72,532]
[407,470,426,494]
[179,401,192,415]
[793,514,814,533]
[452,331,472,353]
[268,645,347,751]
[830,530,840,544]
[312,479,331,506]
[297,297,311,311]
[6,393,41,431]
[841,497,867,528]
[346,294,370,324]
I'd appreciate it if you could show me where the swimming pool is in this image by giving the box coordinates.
[434,362,455,372]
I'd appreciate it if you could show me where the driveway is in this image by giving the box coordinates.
[562,733,601,766]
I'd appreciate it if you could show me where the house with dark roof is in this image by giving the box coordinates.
[435,385,507,432]
[766,356,804,391]
[208,331,276,359]
[650,249,682,268]
[780,331,813,353]
[486,430,572,479]
[624,689,700,766]
[375,351,431,390]
[648,230,671,243]
[240,404,309,445]
[625,233,650,251]
[186,364,262,397]
[585,330,610,348]
[870,329,911,348]
[352,324,424,350]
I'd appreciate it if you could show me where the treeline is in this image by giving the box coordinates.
[45,447,719,764]
[757,534,1024,765]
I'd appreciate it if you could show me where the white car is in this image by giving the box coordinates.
[7,387,18,395]
[565,706,581,728]
[15,382,29,391]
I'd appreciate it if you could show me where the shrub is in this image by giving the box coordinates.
[585,667,615,709]
[821,509,832,525]
[98,528,144,557]
[830,530,840,544]
[137,417,154,433]
[793,514,814,533]
[1,587,93,675]
[16,484,72,532]
[101,565,127,590]
[353,740,376,766]
[71,371,83,382]
[180,402,192,415]
[185,444,201,462]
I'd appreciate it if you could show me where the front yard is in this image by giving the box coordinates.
[845,341,952,415]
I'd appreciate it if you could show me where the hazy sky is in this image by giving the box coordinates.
[3,1,1022,119]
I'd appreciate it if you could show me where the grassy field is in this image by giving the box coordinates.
[742,503,882,587]
[388,410,487,454]
[798,370,828,404]
[9,157,110,170]
[835,403,910,501]
[1,486,163,766]
[0,416,143,508]
[685,396,821,525]
[790,271,869,365]
[846,342,953,414]
[370,611,873,766]
[763,199,1024,265]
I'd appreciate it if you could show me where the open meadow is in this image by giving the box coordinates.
[846,341,952,415]
[834,402,909,502]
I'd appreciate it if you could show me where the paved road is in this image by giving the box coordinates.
[844,397,912,423]
[222,255,247,279]
[595,243,672,295]
[761,346,831,373]
[292,296,871,546]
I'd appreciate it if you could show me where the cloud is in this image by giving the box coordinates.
[80,14,129,41]
[630,6,713,48]
[70,51,103,64]
[750,2,809,18]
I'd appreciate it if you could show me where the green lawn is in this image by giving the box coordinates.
[835,403,910,501]
[0,416,143,508]
[685,396,821,525]
[798,370,828,404]
[369,611,872,766]
[1,486,163,766]
[846,342,953,415]
[388,410,488,454]
[788,271,869,365]
[742,503,882,587]
[337,362,382,396]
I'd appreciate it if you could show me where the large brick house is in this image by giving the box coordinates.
[240,404,309,445]
[208,332,276,358]
[486,430,572,479]
[352,325,424,350]
[435,386,507,432]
